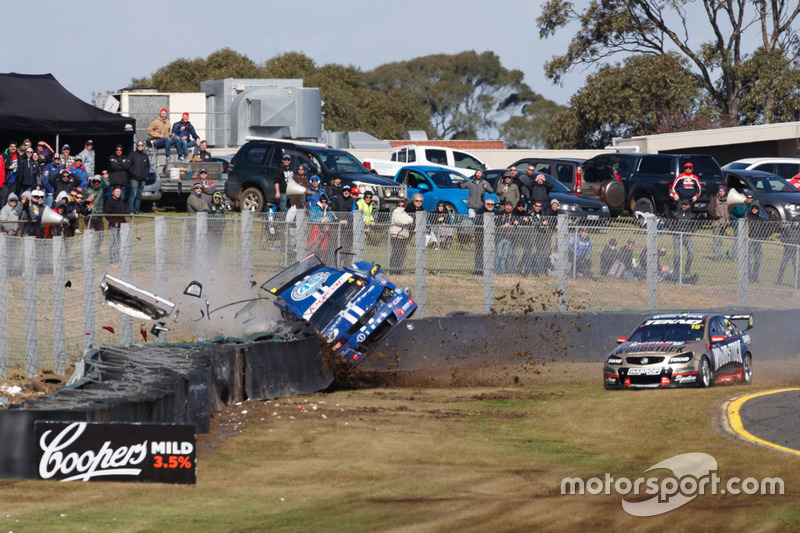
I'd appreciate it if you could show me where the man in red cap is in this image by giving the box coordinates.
[147,108,177,160]
[172,112,200,162]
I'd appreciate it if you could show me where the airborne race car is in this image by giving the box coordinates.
[604,313,753,389]
[262,255,416,366]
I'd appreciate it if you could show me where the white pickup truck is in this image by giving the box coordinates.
[362,145,486,178]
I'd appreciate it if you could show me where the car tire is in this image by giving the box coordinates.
[442,202,458,216]
[742,353,753,384]
[240,187,265,212]
[699,356,712,388]
[765,206,780,221]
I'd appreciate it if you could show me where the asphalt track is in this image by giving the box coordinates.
[724,389,800,456]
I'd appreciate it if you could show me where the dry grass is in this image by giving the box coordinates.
[1,359,799,531]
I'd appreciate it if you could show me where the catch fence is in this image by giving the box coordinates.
[1,210,794,377]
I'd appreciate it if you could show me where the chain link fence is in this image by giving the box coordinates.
[1,210,796,377]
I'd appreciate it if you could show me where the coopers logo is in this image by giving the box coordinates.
[35,421,196,484]
[561,453,784,517]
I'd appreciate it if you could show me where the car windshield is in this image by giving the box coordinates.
[723,162,750,170]
[427,170,467,188]
[540,173,571,193]
[316,152,370,174]
[261,255,325,294]
[309,278,365,330]
[628,320,705,342]
[748,174,796,193]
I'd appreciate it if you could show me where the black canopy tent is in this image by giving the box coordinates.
[0,73,135,168]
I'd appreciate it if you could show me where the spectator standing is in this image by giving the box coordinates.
[208,192,227,267]
[51,169,78,201]
[35,141,54,168]
[330,184,355,213]
[472,198,496,275]
[196,169,216,204]
[567,228,594,279]
[60,144,74,169]
[459,169,493,219]
[405,193,425,215]
[104,185,127,264]
[428,201,454,250]
[777,217,800,285]
[669,199,697,278]
[172,112,200,161]
[494,201,516,274]
[41,154,61,207]
[746,203,769,283]
[147,109,177,160]
[510,200,533,274]
[85,174,108,254]
[669,162,701,212]
[497,172,520,208]
[708,185,730,261]
[191,140,213,163]
[68,155,89,190]
[529,200,554,275]
[274,154,292,212]
[128,141,150,214]
[529,173,553,207]
[388,199,414,274]
[519,165,536,200]
[77,140,95,176]
[308,196,335,263]
[729,189,753,260]
[305,176,327,210]
[187,182,209,215]
[325,173,344,205]
[0,193,20,235]
[107,145,131,200]
[355,190,376,237]
[2,142,19,206]
[545,198,561,217]
[16,146,42,194]
[288,165,311,209]
[28,190,46,238]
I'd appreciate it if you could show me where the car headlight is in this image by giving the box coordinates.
[787,204,800,211]
[398,189,406,198]
[567,204,578,212]
[384,189,392,198]
[601,205,609,212]
[668,353,692,364]
[607,356,623,365]
[462,199,468,204]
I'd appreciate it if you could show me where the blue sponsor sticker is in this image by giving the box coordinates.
[291,272,329,301]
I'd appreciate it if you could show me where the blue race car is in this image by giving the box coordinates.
[262,255,416,365]
[392,165,499,215]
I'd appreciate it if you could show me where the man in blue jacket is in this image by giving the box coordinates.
[172,112,200,162]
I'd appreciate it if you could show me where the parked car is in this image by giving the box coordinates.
[724,169,800,221]
[582,153,724,216]
[509,157,625,215]
[225,138,405,211]
[364,145,486,178]
[723,158,800,183]
[392,166,498,215]
[484,169,610,220]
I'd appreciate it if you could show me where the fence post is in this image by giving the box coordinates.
[154,218,167,342]
[483,212,495,315]
[295,210,308,261]
[738,221,749,306]
[0,236,7,378]
[196,211,208,278]
[557,213,569,311]
[240,210,253,300]
[645,214,658,310]
[353,210,365,263]
[23,237,37,378]
[83,230,96,351]
[414,211,427,318]
[120,223,133,345]
[52,238,66,375]
[795,245,799,291]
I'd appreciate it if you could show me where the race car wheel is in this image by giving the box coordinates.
[742,353,753,384]
[699,356,712,388]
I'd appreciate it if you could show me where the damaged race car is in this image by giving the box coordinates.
[604,313,753,389]
[262,254,416,366]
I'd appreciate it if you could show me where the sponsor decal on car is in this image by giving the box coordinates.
[642,319,703,326]
[291,272,330,301]
[673,374,697,383]
[627,367,662,376]
[710,341,743,371]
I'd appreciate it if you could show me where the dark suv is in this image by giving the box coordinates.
[583,153,724,216]
[225,138,406,211]
[511,157,625,215]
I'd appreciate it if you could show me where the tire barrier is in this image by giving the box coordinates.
[0,325,333,479]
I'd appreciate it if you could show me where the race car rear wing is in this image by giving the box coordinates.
[725,314,754,331]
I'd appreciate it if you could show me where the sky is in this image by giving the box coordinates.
[1,0,581,106]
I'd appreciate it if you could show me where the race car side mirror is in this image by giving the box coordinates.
[710,335,725,343]
[616,336,626,343]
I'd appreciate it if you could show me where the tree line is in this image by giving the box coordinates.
[131,0,800,151]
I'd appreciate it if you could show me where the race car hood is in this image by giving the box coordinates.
[612,341,695,355]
